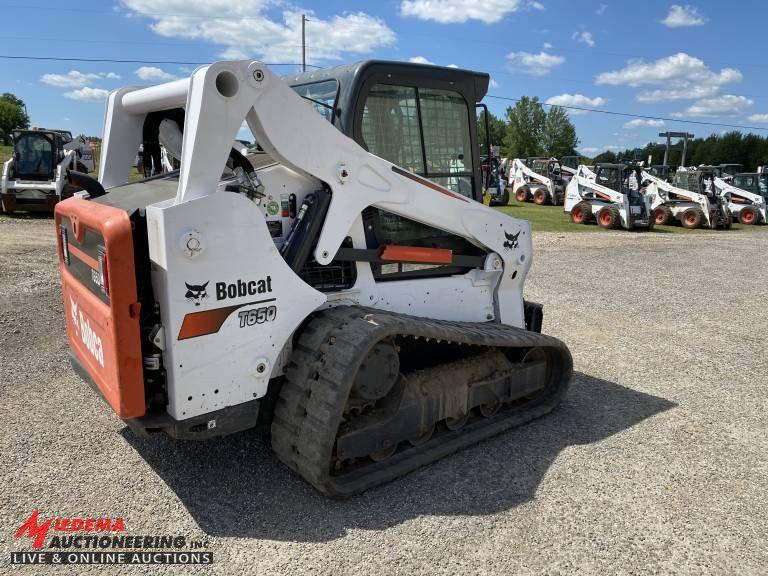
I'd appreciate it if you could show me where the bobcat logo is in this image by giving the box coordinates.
[503,230,520,250]
[185,281,209,306]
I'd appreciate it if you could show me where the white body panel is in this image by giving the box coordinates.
[98,60,534,421]
[146,192,326,419]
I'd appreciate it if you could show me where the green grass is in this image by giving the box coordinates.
[494,197,751,233]
[0,145,11,165]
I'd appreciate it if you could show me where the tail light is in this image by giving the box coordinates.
[97,246,110,297]
[59,225,70,265]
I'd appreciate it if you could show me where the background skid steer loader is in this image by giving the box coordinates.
[732,171,768,215]
[1,129,94,213]
[644,170,731,229]
[54,60,572,497]
[564,163,653,230]
[508,157,567,205]
[675,167,766,225]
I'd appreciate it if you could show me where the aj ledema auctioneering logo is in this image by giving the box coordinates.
[11,509,213,566]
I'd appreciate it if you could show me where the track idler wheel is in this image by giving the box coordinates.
[351,341,399,401]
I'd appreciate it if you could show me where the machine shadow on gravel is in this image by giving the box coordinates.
[122,372,675,542]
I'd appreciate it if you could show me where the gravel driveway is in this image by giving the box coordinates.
[1,214,766,575]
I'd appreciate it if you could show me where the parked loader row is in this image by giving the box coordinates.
[489,154,766,231]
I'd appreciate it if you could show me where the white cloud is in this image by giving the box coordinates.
[673,95,753,117]
[572,30,595,47]
[489,78,499,89]
[623,118,665,129]
[506,50,564,76]
[122,1,395,63]
[64,87,110,101]
[596,4,607,15]
[41,70,100,88]
[447,63,459,68]
[545,93,606,114]
[135,66,178,81]
[400,0,523,24]
[104,72,121,79]
[747,114,768,123]
[662,4,705,28]
[636,84,723,102]
[596,52,741,103]
[134,66,176,81]
[543,42,553,49]
[527,1,545,10]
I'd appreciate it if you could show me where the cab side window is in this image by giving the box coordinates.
[361,83,473,198]
[361,85,424,174]
[291,80,339,123]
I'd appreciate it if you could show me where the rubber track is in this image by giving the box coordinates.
[271,306,573,497]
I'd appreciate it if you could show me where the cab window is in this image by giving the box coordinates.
[361,84,424,173]
[360,83,474,198]
[291,80,339,123]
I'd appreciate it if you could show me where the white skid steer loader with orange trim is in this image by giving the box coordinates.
[54,60,572,497]
[643,170,732,229]
[508,157,567,205]
[564,162,653,229]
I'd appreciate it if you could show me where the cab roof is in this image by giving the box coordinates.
[283,60,490,103]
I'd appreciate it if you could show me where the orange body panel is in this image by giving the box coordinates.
[54,198,146,419]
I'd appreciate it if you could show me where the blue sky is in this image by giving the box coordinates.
[2,0,767,156]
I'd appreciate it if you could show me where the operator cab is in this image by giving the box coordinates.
[532,158,563,181]
[560,155,579,170]
[648,165,671,181]
[285,61,489,203]
[673,168,718,198]
[718,164,742,179]
[9,129,67,182]
[733,173,768,202]
[594,163,646,196]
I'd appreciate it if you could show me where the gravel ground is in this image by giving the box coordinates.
[1,214,766,575]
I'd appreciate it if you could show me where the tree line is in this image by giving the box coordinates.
[593,132,768,170]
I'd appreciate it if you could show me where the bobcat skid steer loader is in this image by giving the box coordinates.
[675,167,765,225]
[564,163,653,230]
[644,170,731,229]
[509,157,567,205]
[1,129,94,213]
[54,60,572,497]
[714,175,766,225]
